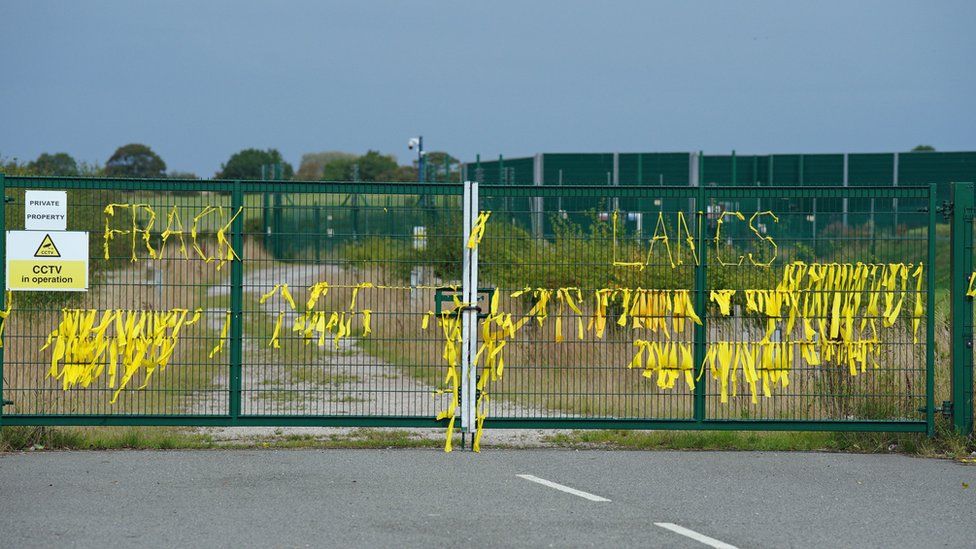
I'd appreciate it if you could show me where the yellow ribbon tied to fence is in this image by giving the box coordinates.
[709,289,735,316]
[209,310,231,358]
[467,211,491,249]
[0,291,12,348]
[432,307,464,452]
[43,308,202,402]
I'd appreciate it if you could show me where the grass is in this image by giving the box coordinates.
[0,426,441,451]
[2,423,971,457]
[544,419,974,459]
[0,426,214,451]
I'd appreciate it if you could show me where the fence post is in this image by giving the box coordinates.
[693,165,707,424]
[460,181,480,437]
[927,184,937,436]
[950,182,974,435]
[460,180,471,435]
[842,153,849,227]
[0,173,5,425]
[263,192,271,251]
[532,154,544,239]
[273,192,282,257]
[229,181,245,421]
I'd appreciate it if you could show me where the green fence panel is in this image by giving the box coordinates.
[475,183,934,432]
[0,176,461,428]
[0,175,942,435]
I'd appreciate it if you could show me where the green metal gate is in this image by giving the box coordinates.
[477,182,936,434]
[0,174,950,437]
[0,175,461,428]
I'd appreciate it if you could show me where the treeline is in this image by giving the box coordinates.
[1,143,461,182]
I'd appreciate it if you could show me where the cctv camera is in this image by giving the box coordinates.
[408,137,420,150]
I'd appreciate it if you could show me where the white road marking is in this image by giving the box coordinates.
[516,474,611,502]
[654,523,738,549]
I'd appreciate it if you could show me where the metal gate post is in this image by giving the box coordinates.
[693,168,707,423]
[950,182,974,435]
[0,173,5,425]
[460,181,479,435]
[229,181,245,421]
[926,184,937,436]
[468,182,479,433]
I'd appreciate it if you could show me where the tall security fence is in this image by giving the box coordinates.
[1,174,970,448]
[465,151,976,237]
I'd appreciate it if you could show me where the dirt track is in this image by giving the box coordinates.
[196,262,558,446]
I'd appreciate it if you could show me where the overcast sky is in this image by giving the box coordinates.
[1,1,973,176]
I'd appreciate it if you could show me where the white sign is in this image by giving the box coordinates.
[24,190,67,231]
[6,231,88,291]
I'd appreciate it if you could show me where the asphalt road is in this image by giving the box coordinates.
[1,449,973,548]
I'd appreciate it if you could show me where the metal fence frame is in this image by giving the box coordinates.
[950,182,974,434]
[476,182,937,434]
[0,174,955,437]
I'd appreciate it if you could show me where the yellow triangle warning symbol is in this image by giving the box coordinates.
[34,234,61,257]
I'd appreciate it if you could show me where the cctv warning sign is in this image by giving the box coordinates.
[34,234,61,257]
[6,231,88,291]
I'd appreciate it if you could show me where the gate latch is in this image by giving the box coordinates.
[434,286,494,319]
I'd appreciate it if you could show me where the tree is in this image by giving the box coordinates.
[378,165,418,182]
[911,145,936,152]
[356,150,399,181]
[321,156,358,180]
[320,150,400,181]
[28,152,79,176]
[168,171,199,179]
[218,148,293,179]
[296,151,357,180]
[105,144,166,177]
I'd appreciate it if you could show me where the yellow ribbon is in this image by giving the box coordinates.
[467,211,491,249]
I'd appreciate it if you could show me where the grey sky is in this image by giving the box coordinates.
[1,1,973,176]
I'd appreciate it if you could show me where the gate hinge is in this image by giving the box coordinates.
[935,201,954,222]
[919,401,952,417]
[2,399,13,407]
[4,195,13,204]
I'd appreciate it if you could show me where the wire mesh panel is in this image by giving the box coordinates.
[475,183,934,432]
[237,183,461,420]
[477,185,699,423]
[701,186,931,425]
[949,181,975,434]
[1,178,232,419]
